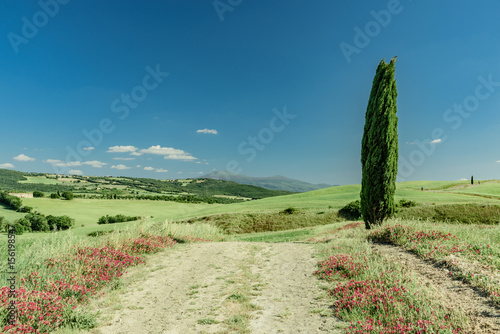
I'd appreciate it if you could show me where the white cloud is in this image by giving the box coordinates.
[430,138,442,144]
[44,159,81,167]
[155,168,168,173]
[139,145,197,161]
[139,145,184,155]
[44,159,64,165]
[69,169,83,175]
[144,167,155,171]
[82,147,95,151]
[111,164,131,170]
[13,154,35,162]
[113,157,136,161]
[0,163,15,169]
[136,165,141,168]
[44,159,106,168]
[107,144,197,160]
[107,145,138,153]
[197,129,218,135]
[496,160,500,163]
[164,154,196,161]
[83,160,107,168]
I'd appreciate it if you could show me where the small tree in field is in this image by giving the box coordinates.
[471,175,474,185]
[61,191,74,200]
[360,58,399,229]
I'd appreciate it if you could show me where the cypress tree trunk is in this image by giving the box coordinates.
[360,58,399,229]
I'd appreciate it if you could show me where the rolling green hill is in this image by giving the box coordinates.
[3,177,500,238]
[200,170,334,192]
[0,169,291,201]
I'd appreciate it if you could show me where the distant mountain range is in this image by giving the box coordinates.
[200,171,336,193]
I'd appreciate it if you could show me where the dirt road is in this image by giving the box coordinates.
[95,242,344,334]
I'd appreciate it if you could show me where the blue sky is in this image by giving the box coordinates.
[1,0,499,185]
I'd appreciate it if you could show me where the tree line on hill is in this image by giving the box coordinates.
[0,169,290,201]
[0,169,76,193]
[74,193,243,204]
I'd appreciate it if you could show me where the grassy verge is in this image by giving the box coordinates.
[178,209,344,234]
[368,218,500,304]
[395,203,500,225]
[313,221,470,333]
[0,219,222,333]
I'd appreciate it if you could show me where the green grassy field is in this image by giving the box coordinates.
[0,205,26,222]
[16,180,500,221]
[22,197,213,225]
[443,180,500,197]
[0,180,496,240]
[18,176,62,184]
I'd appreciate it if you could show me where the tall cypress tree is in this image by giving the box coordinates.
[360,58,399,229]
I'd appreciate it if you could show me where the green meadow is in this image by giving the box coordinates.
[2,179,500,333]
[1,179,493,240]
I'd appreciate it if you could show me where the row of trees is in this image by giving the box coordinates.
[49,191,74,200]
[1,213,75,234]
[97,214,140,225]
[75,193,242,204]
[0,191,22,211]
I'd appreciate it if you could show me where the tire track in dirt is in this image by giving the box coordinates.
[248,243,344,333]
[372,243,500,333]
[94,242,344,334]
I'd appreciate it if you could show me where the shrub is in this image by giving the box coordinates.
[17,206,33,213]
[0,191,23,211]
[26,213,50,232]
[14,217,32,232]
[8,222,25,235]
[280,207,298,215]
[47,215,75,230]
[338,200,362,220]
[398,199,417,208]
[33,191,44,198]
[13,222,25,235]
[97,214,140,225]
[87,230,113,237]
[0,217,7,232]
[50,193,61,199]
[61,191,74,200]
